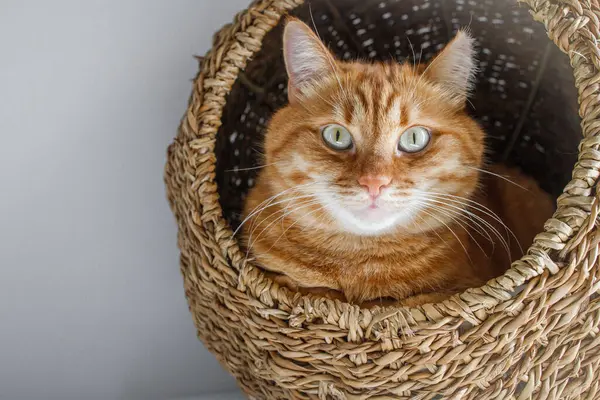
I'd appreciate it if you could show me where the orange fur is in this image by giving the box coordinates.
[241,19,554,306]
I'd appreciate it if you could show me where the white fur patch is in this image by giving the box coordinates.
[316,188,430,236]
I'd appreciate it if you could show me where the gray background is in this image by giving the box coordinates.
[0,0,252,398]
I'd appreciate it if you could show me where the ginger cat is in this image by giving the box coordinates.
[240,19,554,306]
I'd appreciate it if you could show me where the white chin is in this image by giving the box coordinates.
[327,206,412,236]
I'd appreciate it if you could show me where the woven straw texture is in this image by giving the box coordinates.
[165,0,600,398]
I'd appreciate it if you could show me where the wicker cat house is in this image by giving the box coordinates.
[164,0,600,398]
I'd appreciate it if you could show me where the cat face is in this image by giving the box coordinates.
[261,19,485,236]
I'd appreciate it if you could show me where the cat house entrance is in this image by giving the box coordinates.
[215,0,579,232]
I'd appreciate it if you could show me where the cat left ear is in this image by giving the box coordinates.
[425,30,477,105]
[283,18,338,103]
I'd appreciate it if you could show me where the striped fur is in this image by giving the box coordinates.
[242,19,553,305]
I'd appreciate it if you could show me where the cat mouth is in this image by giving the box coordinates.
[355,203,389,218]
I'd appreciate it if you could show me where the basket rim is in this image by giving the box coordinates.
[169,0,600,326]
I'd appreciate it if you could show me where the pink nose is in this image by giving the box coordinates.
[358,175,392,197]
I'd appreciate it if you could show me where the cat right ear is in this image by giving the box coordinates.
[425,30,477,105]
[283,18,337,103]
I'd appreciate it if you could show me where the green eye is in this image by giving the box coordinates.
[398,126,431,153]
[322,124,353,150]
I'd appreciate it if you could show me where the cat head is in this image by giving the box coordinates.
[261,18,484,236]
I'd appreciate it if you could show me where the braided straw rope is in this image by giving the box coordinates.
[164,0,600,398]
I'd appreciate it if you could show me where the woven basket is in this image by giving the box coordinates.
[165,0,600,398]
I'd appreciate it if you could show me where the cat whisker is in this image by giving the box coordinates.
[246,196,323,247]
[417,206,472,262]
[245,187,342,242]
[407,204,449,252]
[406,35,418,72]
[245,193,316,233]
[416,196,498,246]
[278,191,338,230]
[419,201,490,257]
[225,161,287,172]
[268,204,328,252]
[410,97,431,111]
[246,198,322,250]
[419,198,506,258]
[230,182,319,241]
[465,165,529,192]
[246,199,324,256]
[421,199,493,243]
[417,193,512,256]
[412,190,522,255]
[298,208,327,234]
[460,213,498,252]
[412,209,450,249]
[433,198,515,258]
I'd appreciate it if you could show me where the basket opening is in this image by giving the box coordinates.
[215,0,580,275]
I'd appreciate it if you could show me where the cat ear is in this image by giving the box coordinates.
[425,30,477,104]
[283,18,337,103]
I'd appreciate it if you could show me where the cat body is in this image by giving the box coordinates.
[241,19,553,305]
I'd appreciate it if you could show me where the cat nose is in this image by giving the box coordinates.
[358,175,392,197]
